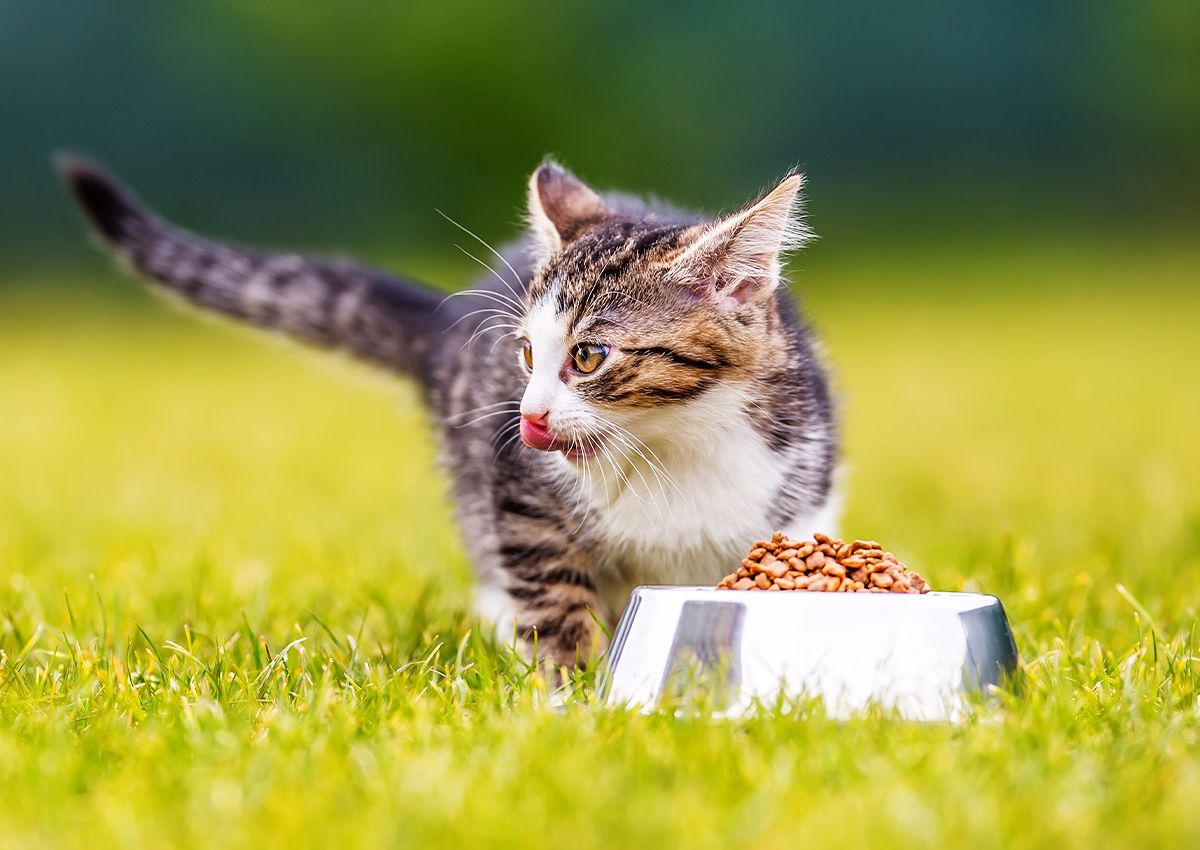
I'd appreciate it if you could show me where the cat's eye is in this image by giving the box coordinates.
[571,343,609,374]
[519,340,533,371]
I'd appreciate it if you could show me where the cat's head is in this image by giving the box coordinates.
[516,161,811,463]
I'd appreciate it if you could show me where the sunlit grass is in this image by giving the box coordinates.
[1,241,1198,848]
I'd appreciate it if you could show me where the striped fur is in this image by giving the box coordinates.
[60,156,838,668]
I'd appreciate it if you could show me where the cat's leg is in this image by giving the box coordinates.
[495,532,608,669]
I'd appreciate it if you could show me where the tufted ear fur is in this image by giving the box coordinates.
[526,160,612,261]
[671,173,811,311]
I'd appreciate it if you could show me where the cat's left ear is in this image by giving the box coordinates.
[527,160,611,261]
[671,173,811,311]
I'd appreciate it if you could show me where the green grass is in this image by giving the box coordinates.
[2,241,1199,849]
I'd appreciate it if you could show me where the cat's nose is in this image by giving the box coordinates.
[521,410,550,429]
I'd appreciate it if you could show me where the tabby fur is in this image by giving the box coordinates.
[59,155,838,666]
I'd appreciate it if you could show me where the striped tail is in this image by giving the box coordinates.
[57,155,445,383]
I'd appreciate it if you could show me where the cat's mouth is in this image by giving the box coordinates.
[520,417,600,462]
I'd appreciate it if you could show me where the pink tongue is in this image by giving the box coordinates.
[520,418,567,452]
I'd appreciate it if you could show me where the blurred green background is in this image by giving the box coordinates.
[4,0,1198,277]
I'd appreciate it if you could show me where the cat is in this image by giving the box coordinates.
[59,156,839,667]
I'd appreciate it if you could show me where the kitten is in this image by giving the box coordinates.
[59,156,839,666]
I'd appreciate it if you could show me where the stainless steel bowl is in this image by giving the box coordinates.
[600,587,1019,720]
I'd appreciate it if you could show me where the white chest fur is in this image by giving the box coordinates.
[569,386,837,615]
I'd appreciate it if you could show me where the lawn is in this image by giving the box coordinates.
[2,239,1199,849]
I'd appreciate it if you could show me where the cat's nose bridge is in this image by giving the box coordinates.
[519,380,553,422]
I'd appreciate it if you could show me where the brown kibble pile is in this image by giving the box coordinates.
[716,532,930,593]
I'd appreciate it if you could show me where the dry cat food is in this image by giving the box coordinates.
[716,532,931,593]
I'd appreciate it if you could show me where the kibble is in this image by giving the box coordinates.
[716,532,931,593]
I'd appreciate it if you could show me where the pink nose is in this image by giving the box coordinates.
[522,410,549,429]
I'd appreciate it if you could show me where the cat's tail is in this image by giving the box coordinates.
[56,154,446,384]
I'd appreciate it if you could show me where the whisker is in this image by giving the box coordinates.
[607,441,655,510]
[490,417,521,445]
[446,305,520,332]
[437,209,526,301]
[598,420,686,519]
[439,287,523,316]
[446,399,520,422]
[594,416,684,500]
[452,408,521,429]
[590,434,613,507]
[487,329,525,356]
[451,244,526,311]
[462,317,524,352]
[614,422,681,487]
[570,434,600,534]
[605,439,665,520]
[601,429,669,515]
[491,424,524,460]
[609,435,660,495]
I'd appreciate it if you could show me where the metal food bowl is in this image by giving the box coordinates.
[600,587,1019,720]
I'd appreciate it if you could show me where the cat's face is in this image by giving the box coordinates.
[516,163,808,463]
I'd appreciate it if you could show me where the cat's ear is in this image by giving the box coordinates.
[671,173,811,311]
[527,160,611,260]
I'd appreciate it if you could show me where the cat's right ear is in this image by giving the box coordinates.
[527,161,611,261]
